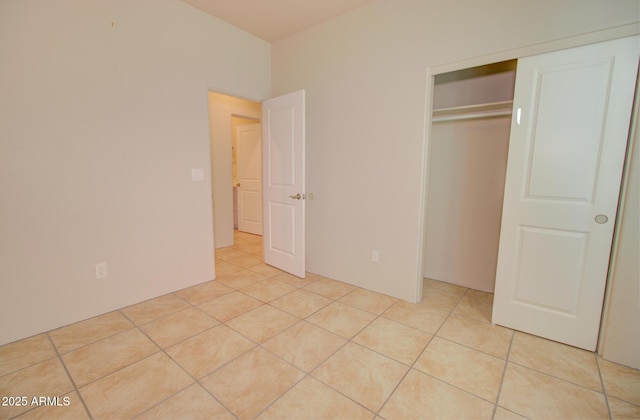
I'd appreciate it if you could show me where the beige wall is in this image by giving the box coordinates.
[272,0,640,302]
[0,0,270,346]
[208,93,261,249]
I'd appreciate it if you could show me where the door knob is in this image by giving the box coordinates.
[595,214,608,224]
[289,193,301,200]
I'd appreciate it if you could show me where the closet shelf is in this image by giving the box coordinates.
[432,100,513,122]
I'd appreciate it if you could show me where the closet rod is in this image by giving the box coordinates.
[432,109,512,122]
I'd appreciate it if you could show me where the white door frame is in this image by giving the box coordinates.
[416,25,639,301]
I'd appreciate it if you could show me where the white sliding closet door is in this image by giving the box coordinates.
[492,36,639,351]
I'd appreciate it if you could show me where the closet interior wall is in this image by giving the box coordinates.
[424,60,517,293]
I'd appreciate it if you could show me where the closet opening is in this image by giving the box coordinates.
[423,59,517,293]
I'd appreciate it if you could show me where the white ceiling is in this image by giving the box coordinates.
[181,0,377,42]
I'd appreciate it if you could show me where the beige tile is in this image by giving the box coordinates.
[198,291,264,322]
[214,247,251,261]
[137,384,234,420]
[121,294,191,326]
[262,321,346,372]
[215,269,267,290]
[232,240,260,249]
[304,272,324,281]
[453,294,494,323]
[232,230,262,249]
[307,302,376,338]
[139,306,219,348]
[80,353,193,419]
[493,407,528,420]
[227,305,299,343]
[214,260,244,276]
[353,317,432,365]
[380,369,494,419]
[242,243,263,256]
[201,347,305,419]
[312,342,407,412]
[175,280,233,305]
[0,358,75,418]
[258,376,373,420]
[48,311,133,353]
[509,332,601,391]
[303,277,356,299]
[466,289,495,302]
[599,358,640,405]
[499,363,609,419]
[608,396,640,420]
[15,391,89,420]
[421,286,463,312]
[228,254,264,269]
[423,278,468,297]
[414,337,505,402]
[166,324,255,379]
[248,262,285,277]
[269,289,332,318]
[271,272,315,288]
[240,278,297,302]
[382,300,449,333]
[437,314,512,358]
[62,328,159,386]
[0,334,56,377]
[339,288,397,315]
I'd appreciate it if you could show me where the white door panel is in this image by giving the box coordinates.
[236,123,262,235]
[262,90,305,277]
[493,36,639,350]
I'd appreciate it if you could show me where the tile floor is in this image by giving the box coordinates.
[1,231,639,419]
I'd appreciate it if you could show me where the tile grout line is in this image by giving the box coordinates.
[595,355,613,419]
[224,283,349,418]
[252,286,385,418]
[373,281,469,418]
[117,310,206,416]
[491,329,515,420]
[123,309,239,419]
[44,332,94,420]
[187,275,323,418]
[505,357,612,397]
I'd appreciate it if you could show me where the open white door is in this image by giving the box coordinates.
[236,123,262,235]
[492,36,639,351]
[262,90,305,277]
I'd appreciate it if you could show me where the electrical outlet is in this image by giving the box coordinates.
[95,263,108,279]
[371,250,379,263]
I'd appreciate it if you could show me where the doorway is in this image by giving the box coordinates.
[208,90,307,278]
[208,91,262,253]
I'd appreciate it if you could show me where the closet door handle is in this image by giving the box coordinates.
[289,193,301,200]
